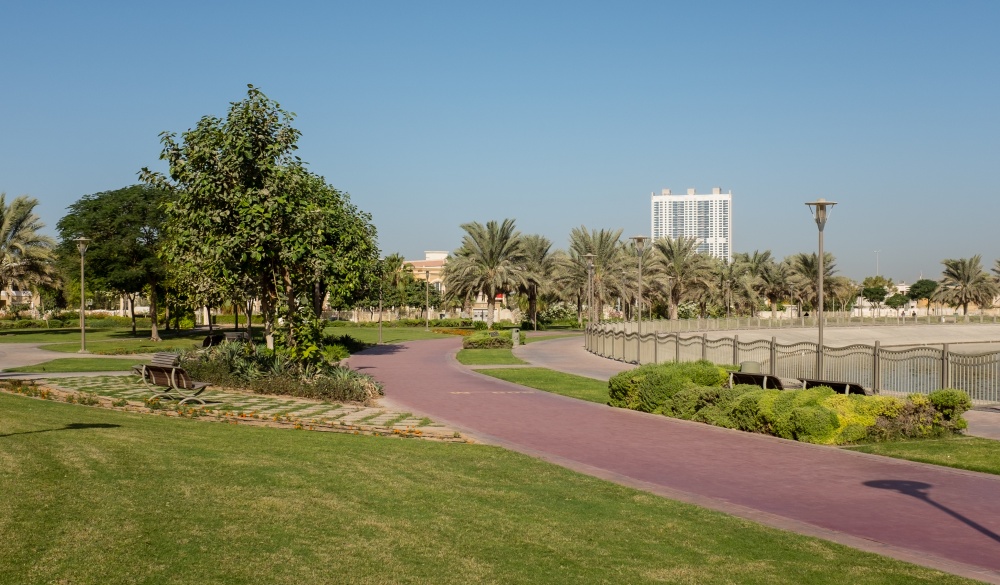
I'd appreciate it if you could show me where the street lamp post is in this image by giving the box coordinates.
[74,237,91,353]
[630,235,648,364]
[377,261,384,345]
[806,199,837,377]
[583,253,595,325]
[425,270,430,331]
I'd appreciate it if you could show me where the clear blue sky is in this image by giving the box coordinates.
[3,1,997,283]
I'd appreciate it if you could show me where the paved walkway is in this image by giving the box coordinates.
[351,336,1000,583]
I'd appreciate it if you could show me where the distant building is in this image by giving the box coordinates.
[407,251,448,292]
[651,187,732,263]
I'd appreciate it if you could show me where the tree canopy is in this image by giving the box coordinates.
[141,85,377,348]
[57,185,169,337]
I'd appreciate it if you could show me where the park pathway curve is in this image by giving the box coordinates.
[352,337,1000,583]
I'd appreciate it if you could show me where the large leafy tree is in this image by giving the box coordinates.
[908,278,938,314]
[0,194,56,307]
[57,185,169,338]
[443,219,526,329]
[142,85,376,348]
[932,255,998,315]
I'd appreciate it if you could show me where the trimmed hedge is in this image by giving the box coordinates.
[607,361,973,444]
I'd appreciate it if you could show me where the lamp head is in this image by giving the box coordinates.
[630,235,649,253]
[74,237,91,255]
[805,199,837,229]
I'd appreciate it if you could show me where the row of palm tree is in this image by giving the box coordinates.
[440,218,1000,328]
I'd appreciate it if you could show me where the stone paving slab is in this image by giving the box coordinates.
[1,375,464,441]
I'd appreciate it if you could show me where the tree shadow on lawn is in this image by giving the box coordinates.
[0,422,121,438]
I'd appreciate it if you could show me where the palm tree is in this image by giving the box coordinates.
[443,219,526,329]
[788,252,837,311]
[0,194,56,308]
[519,234,557,330]
[932,255,998,315]
[381,253,413,318]
[558,226,626,324]
[647,236,713,320]
[758,260,793,320]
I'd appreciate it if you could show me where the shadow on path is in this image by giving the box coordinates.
[0,422,121,438]
[865,479,1000,544]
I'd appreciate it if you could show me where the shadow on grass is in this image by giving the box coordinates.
[864,479,1000,544]
[0,422,121,438]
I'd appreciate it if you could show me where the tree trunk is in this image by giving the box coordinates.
[486,297,495,329]
[207,306,213,332]
[234,301,240,331]
[282,267,297,348]
[148,282,161,342]
[529,288,538,331]
[129,294,137,336]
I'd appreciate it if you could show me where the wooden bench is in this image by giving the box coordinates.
[142,364,211,405]
[798,378,871,396]
[131,352,180,380]
[729,371,786,390]
[488,331,500,338]
[203,331,251,347]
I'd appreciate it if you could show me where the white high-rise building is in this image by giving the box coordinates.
[650,187,732,263]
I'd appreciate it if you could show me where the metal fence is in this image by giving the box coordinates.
[586,324,1000,405]
[611,313,1000,334]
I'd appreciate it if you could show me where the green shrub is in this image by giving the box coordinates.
[729,389,781,434]
[609,361,727,413]
[786,405,840,443]
[637,370,690,413]
[462,330,525,349]
[928,388,972,424]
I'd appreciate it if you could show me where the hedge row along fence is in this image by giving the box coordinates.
[608,361,972,445]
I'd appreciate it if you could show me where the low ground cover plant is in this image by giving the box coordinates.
[181,340,383,404]
[608,361,971,444]
[462,329,527,349]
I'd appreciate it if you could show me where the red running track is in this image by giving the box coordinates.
[351,338,1000,583]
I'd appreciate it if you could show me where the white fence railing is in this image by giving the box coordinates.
[585,323,1000,405]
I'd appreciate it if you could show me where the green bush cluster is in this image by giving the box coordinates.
[607,360,727,412]
[607,362,973,444]
[462,329,527,349]
[181,341,383,404]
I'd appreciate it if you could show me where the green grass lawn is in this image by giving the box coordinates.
[847,436,1000,475]
[455,349,528,365]
[0,393,971,585]
[474,367,610,404]
[326,325,457,345]
[3,357,143,373]
[0,327,209,354]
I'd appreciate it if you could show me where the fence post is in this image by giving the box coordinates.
[675,333,681,363]
[732,334,739,365]
[702,333,707,360]
[873,340,881,394]
[654,333,659,364]
[942,343,950,389]
[770,336,777,376]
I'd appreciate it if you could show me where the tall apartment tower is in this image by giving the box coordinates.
[650,187,732,263]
